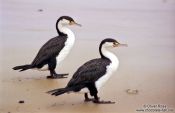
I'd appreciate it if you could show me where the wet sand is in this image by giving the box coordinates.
[1,0,175,113]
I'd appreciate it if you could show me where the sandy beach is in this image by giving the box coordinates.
[1,0,175,113]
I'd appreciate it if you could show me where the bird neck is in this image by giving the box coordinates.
[100,46,118,63]
[56,21,75,44]
[56,21,69,36]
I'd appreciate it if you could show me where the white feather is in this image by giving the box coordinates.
[95,45,119,90]
[56,25,75,67]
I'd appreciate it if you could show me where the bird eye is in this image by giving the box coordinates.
[113,42,117,45]
[70,20,74,24]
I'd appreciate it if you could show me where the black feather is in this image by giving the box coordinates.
[47,85,86,96]
[13,64,32,71]
[67,58,111,87]
[31,36,67,68]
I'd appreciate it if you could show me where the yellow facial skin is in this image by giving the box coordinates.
[69,21,82,27]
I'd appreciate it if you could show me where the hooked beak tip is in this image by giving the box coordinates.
[75,23,82,27]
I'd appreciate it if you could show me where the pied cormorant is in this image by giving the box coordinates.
[13,16,81,79]
[47,38,127,104]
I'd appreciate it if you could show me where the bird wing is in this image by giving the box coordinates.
[67,58,111,87]
[31,36,67,66]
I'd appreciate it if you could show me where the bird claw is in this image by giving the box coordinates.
[84,98,95,102]
[93,100,115,104]
[47,73,68,79]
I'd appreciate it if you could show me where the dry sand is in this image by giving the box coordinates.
[1,0,175,113]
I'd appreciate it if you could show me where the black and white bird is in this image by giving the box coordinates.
[13,16,81,79]
[47,38,127,104]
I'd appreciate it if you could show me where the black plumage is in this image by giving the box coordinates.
[47,38,121,104]
[47,58,111,103]
[13,34,68,78]
[13,16,79,79]
[31,36,67,69]
[67,58,110,87]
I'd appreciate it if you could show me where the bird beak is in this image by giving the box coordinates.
[70,21,82,27]
[118,43,128,47]
[113,42,128,47]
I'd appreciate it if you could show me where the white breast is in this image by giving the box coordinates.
[56,28,75,66]
[95,47,119,90]
[95,58,119,90]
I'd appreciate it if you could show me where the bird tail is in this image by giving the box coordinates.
[47,84,86,96]
[13,64,32,72]
[47,87,72,96]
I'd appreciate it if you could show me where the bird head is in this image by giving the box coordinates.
[58,16,81,27]
[101,38,128,49]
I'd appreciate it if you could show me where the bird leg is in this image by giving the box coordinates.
[47,70,68,79]
[93,94,115,104]
[84,93,95,102]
